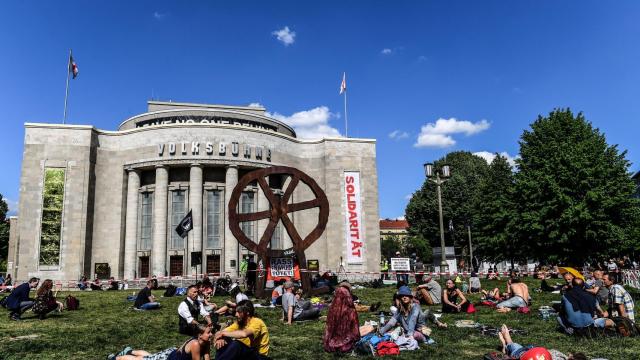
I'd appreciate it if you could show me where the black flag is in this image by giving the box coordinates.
[176,210,193,238]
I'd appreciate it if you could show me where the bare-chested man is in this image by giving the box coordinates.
[496,278,529,312]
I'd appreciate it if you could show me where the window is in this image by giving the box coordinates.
[170,190,186,249]
[139,192,153,250]
[240,191,255,241]
[206,190,222,248]
[271,222,283,250]
[39,168,66,266]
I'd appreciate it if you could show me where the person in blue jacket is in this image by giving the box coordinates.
[6,277,39,320]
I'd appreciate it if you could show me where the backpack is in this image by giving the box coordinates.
[163,284,177,297]
[66,295,79,310]
[612,316,639,337]
[354,333,376,356]
[483,352,514,360]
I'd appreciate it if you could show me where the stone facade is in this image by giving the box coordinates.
[9,101,380,281]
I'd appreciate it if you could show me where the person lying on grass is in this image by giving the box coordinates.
[496,324,591,360]
[379,285,433,343]
[442,279,470,313]
[214,300,270,360]
[496,277,530,313]
[108,323,212,360]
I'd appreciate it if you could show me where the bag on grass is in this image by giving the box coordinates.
[163,284,177,297]
[612,316,638,337]
[66,295,79,310]
[517,306,530,314]
[376,341,399,356]
[466,303,476,313]
[175,287,187,296]
[354,333,375,356]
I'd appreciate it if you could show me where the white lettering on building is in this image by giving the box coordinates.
[156,140,272,162]
[344,172,364,264]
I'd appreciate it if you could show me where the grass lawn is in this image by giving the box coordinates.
[1,278,639,359]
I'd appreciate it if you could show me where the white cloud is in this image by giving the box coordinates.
[153,11,166,20]
[248,102,263,108]
[389,130,409,140]
[473,151,518,167]
[269,106,341,139]
[381,48,392,55]
[418,55,428,62]
[5,198,18,216]
[414,118,490,148]
[404,194,412,200]
[272,26,296,46]
[395,215,406,220]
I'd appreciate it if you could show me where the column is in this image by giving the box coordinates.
[189,163,203,275]
[123,169,140,280]
[224,165,238,277]
[152,165,169,277]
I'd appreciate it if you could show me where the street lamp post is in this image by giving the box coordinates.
[424,163,451,275]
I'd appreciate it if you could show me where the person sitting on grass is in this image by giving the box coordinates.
[415,276,442,305]
[442,279,470,313]
[293,288,321,320]
[214,300,269,360]
[108,323,212,360]
[496,277,529,312]
[602,272,635,322]
[557,278,612,334]
[271,279,285,306]
[335,280,381,313]
[380,286,431,343]
[496,324,552,360]
[178,285,213,336]
[538,272,561,292]
[585,270,608,306]
[77,275,89,290]
[468,272,481,294]
[107,277,120,291]
[215,283,249,316]
[134,280,160,310]
[90,277,104,291]
[31,279,64,320]
[323,285,361,353]
[6,277,39,321]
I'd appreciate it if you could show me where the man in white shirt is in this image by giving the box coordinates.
[178,285,213,336]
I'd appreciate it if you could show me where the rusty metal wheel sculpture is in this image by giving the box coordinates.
[228,166,329,296]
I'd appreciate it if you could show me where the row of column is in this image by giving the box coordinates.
[123,164,239,279]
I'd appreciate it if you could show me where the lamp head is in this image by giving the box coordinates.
[441,164,451,178]
[424,163,433,178]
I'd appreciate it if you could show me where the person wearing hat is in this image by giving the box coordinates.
[379,286,430,343]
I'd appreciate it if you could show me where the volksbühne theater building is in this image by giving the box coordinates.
[7,101,380,282]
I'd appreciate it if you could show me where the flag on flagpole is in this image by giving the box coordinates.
[175,210,193,238]
[69,54,79,79]
[339,72,346,94]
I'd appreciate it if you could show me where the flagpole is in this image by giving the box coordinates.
[344,88,348,138]
[63,49,71,125]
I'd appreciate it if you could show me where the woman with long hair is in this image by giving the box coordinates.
[32,279,64,320]
[323,284,360,353]
[442,278,469,313]
[379,286,429,343]
[109,323,212,360]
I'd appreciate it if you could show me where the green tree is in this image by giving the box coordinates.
[404,234,432,264]
[473,154,518,263]
[0,194,9,272]
[380,235,402,260]
[513,109,640,265]
[405,151,489,251]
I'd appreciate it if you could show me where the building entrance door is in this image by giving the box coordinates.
[139,256,150,278]
[206,254,220,275]
[169,256,183,277]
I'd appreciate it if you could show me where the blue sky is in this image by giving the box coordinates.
[1,1,640,219]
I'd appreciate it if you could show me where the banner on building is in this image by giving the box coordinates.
[344,171,364,264]
[391,258,411,272]
[267,257,301,281]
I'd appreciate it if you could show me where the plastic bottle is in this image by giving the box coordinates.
[379,312,385,326]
